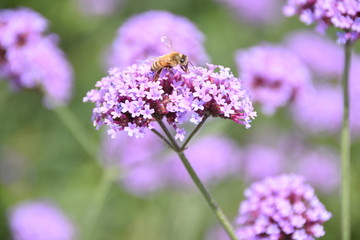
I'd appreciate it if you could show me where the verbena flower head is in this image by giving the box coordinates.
[295,148,339,194]
[285,30,343,78]
[101,130,167,196]
[84,63,256,140]
[292,84,342,134]
[236,174,332,240]
[243,144,285,181]
[165,135,241,187]
[235,44,311,115]
[214,0,281,25]
[107,10,208,68]
[8,200,75,240]
[0,8,73,108]
[283,0,360,44]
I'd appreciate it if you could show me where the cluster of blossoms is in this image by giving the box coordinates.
[107,10,208,68]
[8,201,75,240]
[283,0,360,43]
[236,174,332,240]
[214,0,281,25]
[295,148,339,194]
[235,44,311,115]
[284,30,343,79]
[0,8,73,107]
[284,30,360,135]
[84,63,256,140]
[242,144,285,181]
[292,84,343,134]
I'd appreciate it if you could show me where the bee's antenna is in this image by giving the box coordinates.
[189,61,195,69]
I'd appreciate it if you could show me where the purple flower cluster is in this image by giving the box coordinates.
[214,0,282,25]
[236,174,332,240]
[283,0,360,43]
[242,144,285,181]
[8,200,75,240]
[293,84,343,134]
[0,8,73,108]
[107,10,208,68]
[284,30,343,79]
[295,148,339,194]
[84,63,256,140]
[235,44,311,115]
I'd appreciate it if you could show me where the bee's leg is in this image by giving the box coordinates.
[181,63,189,73]
[153,68,163,81]
[167,67,175,75]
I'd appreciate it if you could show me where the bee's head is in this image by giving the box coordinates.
[179,54,189,73]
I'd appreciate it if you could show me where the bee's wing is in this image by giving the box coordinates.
[161,35,176,51]
[138,56,159,65]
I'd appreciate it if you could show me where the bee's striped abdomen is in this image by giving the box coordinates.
[151,61,162,71]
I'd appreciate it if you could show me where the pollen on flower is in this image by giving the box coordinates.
[84,63,256,140]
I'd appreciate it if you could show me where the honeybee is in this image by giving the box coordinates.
[151,36,189,80]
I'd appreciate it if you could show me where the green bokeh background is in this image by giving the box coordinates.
[0,0,359,239]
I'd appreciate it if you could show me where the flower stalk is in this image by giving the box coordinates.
[155,118,239,240]
[341,40,352,240]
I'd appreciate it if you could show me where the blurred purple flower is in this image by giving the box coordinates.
[292,84,343,134]
[235,44,311,115]
[285,30,343,78]
[101,130,166,196]
[283,0,360,43]
[242,144,285,181]
[236,174,332,240]
[165,135,241,187]
[8,201,75,240]
[295,148,339,194]
[84,63,256,140]
[214,0,282,25]
[107,10,208,68]
[0,8,73,108]
[77,0,122,16]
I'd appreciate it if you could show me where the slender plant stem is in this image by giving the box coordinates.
[53,106,99,161]
[82,167,118,240]
[341,40,352,240]
[154,118,238,240]
[151,129,176,151]
[180,115,209,151]
[53,106,116,240]
[155,118,181,150]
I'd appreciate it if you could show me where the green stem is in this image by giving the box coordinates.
[151,129,176,151]
[155,119,238,240]
[180,115,209,151]
[341,41,352,240]
[53,106,99,161]
[82,168,118,240]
